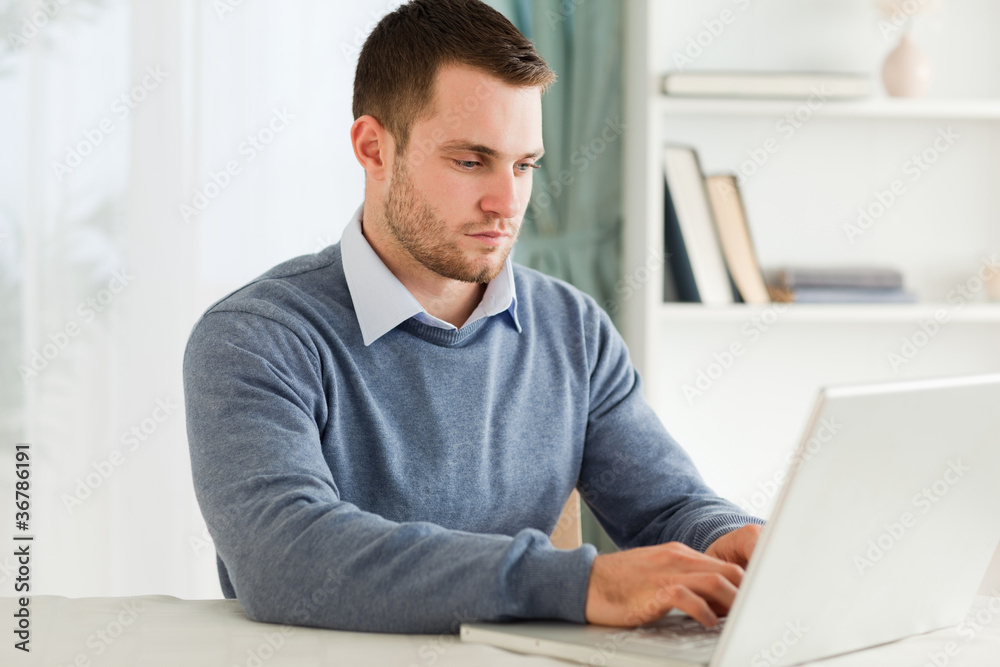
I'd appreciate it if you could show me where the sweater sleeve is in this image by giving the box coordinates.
[183,309,596,634]
[578,304,765,552]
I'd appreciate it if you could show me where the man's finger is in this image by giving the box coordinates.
[706,524,763,567]
[653,584,719,628]
[679,572,740,616]
[654,546,745,587]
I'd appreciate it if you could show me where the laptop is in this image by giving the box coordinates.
[461,373,1000,666]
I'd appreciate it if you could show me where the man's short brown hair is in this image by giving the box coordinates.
[353,0,556,153]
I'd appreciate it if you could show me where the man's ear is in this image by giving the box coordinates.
[350,115,394,182]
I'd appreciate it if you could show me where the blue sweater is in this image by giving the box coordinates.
[183,244,762,634]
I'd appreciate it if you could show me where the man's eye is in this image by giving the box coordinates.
[517,162,541,172]
[454,160,481,169]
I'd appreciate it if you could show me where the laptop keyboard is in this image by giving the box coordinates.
[621,614,726,653]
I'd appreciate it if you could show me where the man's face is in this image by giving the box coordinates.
[381,65,544,284]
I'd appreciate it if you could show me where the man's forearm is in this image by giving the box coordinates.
[202,494,596,633]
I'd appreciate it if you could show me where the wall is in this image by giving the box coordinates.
[0,0,401,599]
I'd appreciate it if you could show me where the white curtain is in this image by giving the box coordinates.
[0,0,396,598]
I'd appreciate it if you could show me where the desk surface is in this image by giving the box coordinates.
[6,595,1000,666]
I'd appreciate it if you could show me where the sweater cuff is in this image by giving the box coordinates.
[505,531,598,624]
[691,513,767,553]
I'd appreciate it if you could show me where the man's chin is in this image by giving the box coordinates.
[419,241,513,284]
[466,264,505,284]
[452,257,508,284]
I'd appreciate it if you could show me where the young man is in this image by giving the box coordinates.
[184,0,763,635]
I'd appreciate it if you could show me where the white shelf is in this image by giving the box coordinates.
[657,96,1000,121]
[658,303,1000,325]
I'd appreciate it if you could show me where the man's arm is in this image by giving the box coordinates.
[184,309,596,634]
[576,302,765,625]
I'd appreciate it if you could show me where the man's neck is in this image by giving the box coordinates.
[360,216,487,329]
[405,277,488,328]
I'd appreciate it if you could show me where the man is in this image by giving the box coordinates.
[183,0,763,635]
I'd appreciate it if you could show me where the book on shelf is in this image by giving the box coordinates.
[662,147,913,307]
[704,174,770,305]
[767,286,918,304]
[765,266,905,291]
[661,71,872,99]
[662,145,736,305]
[765,267,915,303]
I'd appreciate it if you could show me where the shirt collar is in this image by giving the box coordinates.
[340,204,521,346]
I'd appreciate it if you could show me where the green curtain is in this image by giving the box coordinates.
[487,0,623,554]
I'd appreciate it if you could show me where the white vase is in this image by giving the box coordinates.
[882,32,933,98]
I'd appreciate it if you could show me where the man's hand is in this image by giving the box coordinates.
[584,542,744,629]
[705,523,763,568]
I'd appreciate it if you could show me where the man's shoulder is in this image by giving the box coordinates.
[202,244,347,319]
[512,262,603,318]
[183,244,360,370]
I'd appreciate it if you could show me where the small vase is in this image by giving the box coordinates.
[882,32,933,98]
[987,270,1000,303]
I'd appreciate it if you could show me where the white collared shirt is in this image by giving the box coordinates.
[340,205,522,346]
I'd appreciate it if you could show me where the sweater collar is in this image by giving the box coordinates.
[340,205,521,346]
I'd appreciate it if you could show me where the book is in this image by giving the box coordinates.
[704,175,770,304]
[661,71,872,99]
[663,146,735,304]
[767,286,917,304]
[765,267,905,291]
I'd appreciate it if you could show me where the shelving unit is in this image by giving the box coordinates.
[657,97,1000,120]
[657,303,1000,324]
[622,0,1000,519]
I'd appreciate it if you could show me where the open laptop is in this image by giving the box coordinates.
[461,373,1000,666]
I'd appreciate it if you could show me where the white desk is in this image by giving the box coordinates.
[7,595,1000,666]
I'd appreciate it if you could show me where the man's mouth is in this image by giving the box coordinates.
[467,230,510,247]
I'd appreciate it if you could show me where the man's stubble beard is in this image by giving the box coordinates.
[382,158,519,284]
